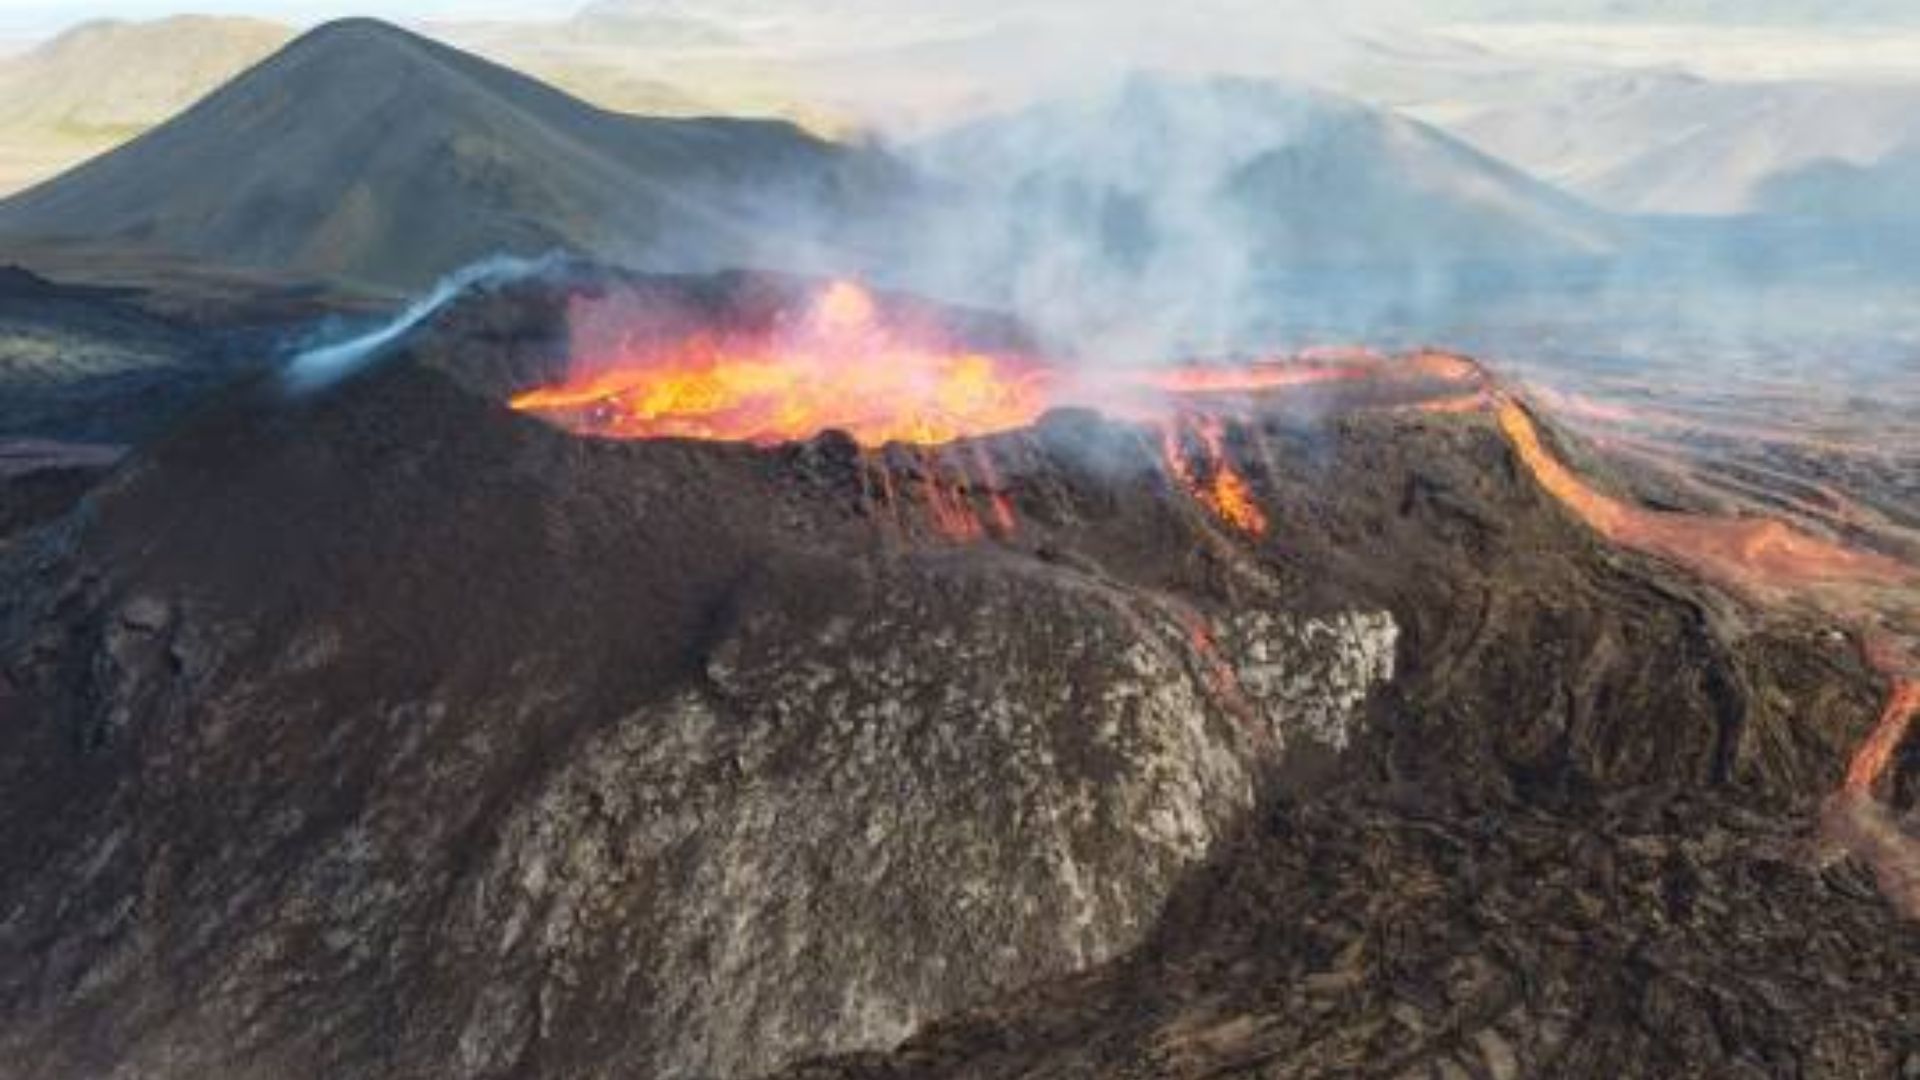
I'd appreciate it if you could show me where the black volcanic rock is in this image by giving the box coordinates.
[0,263,213,442]
[0,260,367,443]
[0,19,905,290]
[0,274,1908,1078]
[780,791,1920,1079]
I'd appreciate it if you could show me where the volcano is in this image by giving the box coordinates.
[0,19,903,291]
[1,267,1913,1078]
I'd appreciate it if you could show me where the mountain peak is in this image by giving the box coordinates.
[292,16,417,45]
[270,17,441,68]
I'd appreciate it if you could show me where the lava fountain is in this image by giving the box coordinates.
[510,281,1053,448]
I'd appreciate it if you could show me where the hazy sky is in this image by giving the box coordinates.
[0,0,563,36]
[5,0,1918,39]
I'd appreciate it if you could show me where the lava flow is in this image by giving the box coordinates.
[1848,678,1920,795]
[1495,395,1920,917]
[1160,416,1269,536]
[1494,399,1914,597]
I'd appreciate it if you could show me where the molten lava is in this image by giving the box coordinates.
[511,281,1051,448]
[508,282,1519,547]
[1848,679,1920,795]
[1161,417,1268,536]
[513,282,1492,454]
[1494,400,1913,595]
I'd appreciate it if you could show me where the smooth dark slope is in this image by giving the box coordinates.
[0,19,902,289]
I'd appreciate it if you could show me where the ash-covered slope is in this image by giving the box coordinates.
[0,270,1908,1078]
[0,265,231,445]
[0,19,903,291]
[0,259,388,444]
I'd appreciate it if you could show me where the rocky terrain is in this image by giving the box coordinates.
[783,791,1920,1079]
[0,268,1912,1078]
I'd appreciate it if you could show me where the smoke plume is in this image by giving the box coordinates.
[284,253,567,393]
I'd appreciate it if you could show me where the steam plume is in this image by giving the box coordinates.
[284,253,567,393]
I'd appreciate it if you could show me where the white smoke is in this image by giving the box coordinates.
[684,0,1617,365]
[283,253,567,393]
[892,75,1360,364]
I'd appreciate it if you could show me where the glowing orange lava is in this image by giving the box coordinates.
[513,284,1492,454]
[511,281,1052,448]
[1161,416,1269,536]
[1135,349,1480,398]
[1848,679,1920,794]
[1140,363,1372,395]
[507,283,1523,548]
[1495,400,1913,594]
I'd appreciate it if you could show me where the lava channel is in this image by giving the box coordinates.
[1495,395,1920,918]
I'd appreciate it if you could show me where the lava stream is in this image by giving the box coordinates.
[1160,416,1269,537]
[1494,400,1913,594]
[1496,396,1920,917]
[1847,679,1920,795]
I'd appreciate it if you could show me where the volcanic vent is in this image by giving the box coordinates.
[511,279,1051,447]
[1,266,1914,1079]
[503,274,1488,541]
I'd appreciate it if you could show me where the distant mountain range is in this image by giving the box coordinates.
[900,73,1621,352]
[10,6,1920,223]
[1757,146,1920,222]
[0,16,292,196]
[1429,69,1920,215]
[7,10,1920,305]
[921,75,1616,261]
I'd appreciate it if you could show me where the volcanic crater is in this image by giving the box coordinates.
[1,267,1915,1078]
